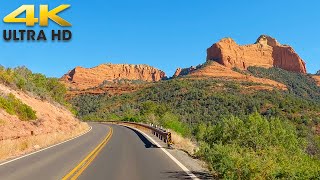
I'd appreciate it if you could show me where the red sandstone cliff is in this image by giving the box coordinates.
[61,64,166,90]
[206,35,306,73]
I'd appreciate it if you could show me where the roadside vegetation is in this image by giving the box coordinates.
[0,65,73,121]
[0,93,36,121]
[70,67,320,179]
[0,65,89,161]
[0,66,67,105]
[0,66,76,115]
[197,113,320,179]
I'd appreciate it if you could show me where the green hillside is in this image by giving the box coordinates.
[70,67,320,179]
[0,66,72,120]
[0,66,68,105]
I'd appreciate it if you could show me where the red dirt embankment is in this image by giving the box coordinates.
[0,84,89,160]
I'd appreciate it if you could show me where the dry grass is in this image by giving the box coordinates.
[0,122,89,161]
[170,131,198,156]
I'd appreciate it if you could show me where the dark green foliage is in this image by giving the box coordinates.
[197,113,320,179]
[70,94,104,117]
[248,67,320,102]
[73,78,320,126]
[0,93,37,121]
[71,77,320,140]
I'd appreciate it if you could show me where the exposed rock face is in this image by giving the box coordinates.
[61,64,166,90]
[206,35,307,73]
[173,68,182,77]
[173,66,197,77]
[313,75,320,86]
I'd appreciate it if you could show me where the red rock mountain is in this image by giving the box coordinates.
[206,35,306,73]
[61,64,166,90]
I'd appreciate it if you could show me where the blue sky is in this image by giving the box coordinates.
[1,0,319,77]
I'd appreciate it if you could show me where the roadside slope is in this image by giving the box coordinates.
[0,83,88,160]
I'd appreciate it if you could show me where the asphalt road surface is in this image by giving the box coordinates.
[0,123,190,180]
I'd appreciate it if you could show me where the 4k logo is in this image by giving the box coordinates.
[3,5,71,26]
[3,4,72,42]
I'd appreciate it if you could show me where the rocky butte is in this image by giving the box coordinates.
[61,64,166,90]
[206,35,307,73]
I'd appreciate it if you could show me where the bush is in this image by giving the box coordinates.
[0,93,37,121]
[160,112,190,137]
[197,113,320,179]
[70,94,103,117]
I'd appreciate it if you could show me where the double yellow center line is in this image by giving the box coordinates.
[62,126,113,180]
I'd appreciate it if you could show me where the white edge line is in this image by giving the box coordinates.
[120,124,200,180]
[0,126,93,166]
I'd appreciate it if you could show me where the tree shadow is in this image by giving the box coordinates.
[163,171,215,180]
[124,126,159,148]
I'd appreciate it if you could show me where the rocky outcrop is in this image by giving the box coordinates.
[313,75,320,86]
[206,35,307,73]
[173,68,182,77]
[173,66,197,77]
[61,64,166,90]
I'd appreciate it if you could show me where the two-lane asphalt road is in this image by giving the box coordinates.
[0,123,190,180]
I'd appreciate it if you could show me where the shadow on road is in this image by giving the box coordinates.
[163,171,214,180]
[124,126,159,148]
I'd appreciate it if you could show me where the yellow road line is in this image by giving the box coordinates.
[62,126,113,180]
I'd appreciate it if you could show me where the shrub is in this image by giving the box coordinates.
[0,93,37,121]
[160,112,190,137]
[197,113,320,179]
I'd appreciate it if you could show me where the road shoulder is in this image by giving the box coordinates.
[117,123,213,180]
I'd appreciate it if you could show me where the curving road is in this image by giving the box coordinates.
[0,123,190,180]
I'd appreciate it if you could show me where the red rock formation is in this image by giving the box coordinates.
[173,66,197,77]
[206,35,307,73]
[61,64,166,90]
[173,68,182,77]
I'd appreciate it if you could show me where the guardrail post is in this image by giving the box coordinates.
[167,132,173,148]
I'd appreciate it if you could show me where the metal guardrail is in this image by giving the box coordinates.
[105,121,173,147]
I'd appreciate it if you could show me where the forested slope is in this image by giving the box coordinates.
[70,67,320,179]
